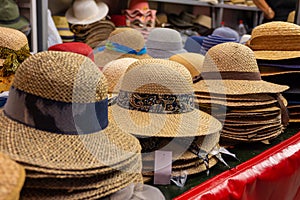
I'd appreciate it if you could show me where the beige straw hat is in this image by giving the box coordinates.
[247,22,300,60]
[193,42,289,94]
[169,52,204,82]
[0,51,142,171]
[0,152,25,200]
[110,58,222,137]
[102,58,138,94]
[94,28,151,68]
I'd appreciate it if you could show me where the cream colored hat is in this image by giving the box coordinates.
[65,0,109,25]
[193,42,289,94]
[110,58,222,137]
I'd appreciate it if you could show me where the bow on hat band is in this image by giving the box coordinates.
[4,87,109,134]
[105,41,147,55]
[117,91,194,114]
[0,44,31,76]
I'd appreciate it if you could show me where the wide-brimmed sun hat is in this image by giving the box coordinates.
[110,58,222,137]
[65,0,109,25]
[94,28,151,68]
[0,152,26,200]
[146,28,187,59]
[0,51,142,171]
[193,42,289,94]
[247,21,300,60]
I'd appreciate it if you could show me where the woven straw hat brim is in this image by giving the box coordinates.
[0,27,28,50]
[24,162,141,190]
[254,51,300,60]
[195,92,276,102]
[109,105,222,137]
[193,79,289,94]
[259,66,300,76]
[0,110,141,170]
[95,49,151,67]
[21,153,141,178]
[0,153,26,200]
[222,123,281,135]
[21,174,143,200]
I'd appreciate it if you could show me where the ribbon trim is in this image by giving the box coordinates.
[0,16,21,24]
[105,41,147,55]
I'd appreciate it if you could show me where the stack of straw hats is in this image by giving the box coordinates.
[0,152,26,200]
[0,51,143,199]
[0,27,31,93]
[109,58,224,182]
[66,0,115,48]
[94,28,151,68]
[193,42,289,144]
[247,22,300,123]
[52,16,75,43]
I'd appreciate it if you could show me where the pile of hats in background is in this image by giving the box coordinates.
[124,0,157,40]
[194,42,289,144]
[65,0,115,48]
[247,21,300,123]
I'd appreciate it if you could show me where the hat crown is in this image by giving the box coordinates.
[109,28,145,50]
[128,0,150,10]
[0,27,28,50]
[13,51,107,103]
[72,0,99,20]
[201,42,259,73]
[120,59,193,94]
[212,27,239,41]
[0,0,19,21]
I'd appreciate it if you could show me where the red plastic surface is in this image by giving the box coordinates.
[174,132,300,200]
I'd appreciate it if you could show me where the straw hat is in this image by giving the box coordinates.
[193,14,212,29]
[0,152,25,200]
[65,0,109,25]
[169,52,204,82]
[247,22,300,60]
[193,42,289,94]
[0,51,142,170]
[48,42,95,62]
[94,28,151,68]
[52,16,75,42]
[110,58,222,137]
[146,28,187,59]
[102,58,138,94]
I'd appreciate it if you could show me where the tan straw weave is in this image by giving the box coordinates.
[0,26,28,50]
[193,42,289,94]
[102,58,138,94]
[0,152,26,200]
[0,51,142,170]
[110,58,222,137]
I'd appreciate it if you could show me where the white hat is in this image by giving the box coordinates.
[65,0,109,25]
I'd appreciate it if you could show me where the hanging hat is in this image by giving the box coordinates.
[65,0,109,25]
[48,42,95,62]
[0,51,142,171]
[94,28,151,68]
[193,42,289,94]
[0,152,26,200]
[146,28,187,59]
[0,27,31,92]
[247,22,300,60]
[109,58,222,137]
[0,0,30,31]
[102,58,138,94]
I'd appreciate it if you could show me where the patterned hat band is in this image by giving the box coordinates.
[117,90,195,114]
[105,41,147,55]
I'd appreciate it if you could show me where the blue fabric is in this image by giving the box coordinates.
[105,41,147,55]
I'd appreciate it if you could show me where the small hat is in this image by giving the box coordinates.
[201,35,237,54]
[193,14,212,29]
[65,0,109,25]
[212,26,239,41]
[247,22,300,60]
[110,58,222,137]
[0,0,30,31]
[52,16,75,42]
[167,13,194,28]
[193,42,289,94]
[125,0,154,17]
[48,42,95,62]
[184,35,206,53]
[94,28,151,68]
[0,51,142,171]
[110,15,127,27]
[0,152,26,200]
[146,28,187,59]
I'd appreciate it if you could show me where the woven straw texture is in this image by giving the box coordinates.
[102,58,138,94]
[0,27,28,50]
[0,51,142,170]
[110,58,222,137]
[94,28,151,67]
[169,52,204,78]
[0,153,25,200]
[193,42,289,94]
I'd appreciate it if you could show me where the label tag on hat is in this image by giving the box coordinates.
[154,150,172,185]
